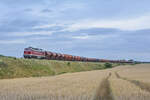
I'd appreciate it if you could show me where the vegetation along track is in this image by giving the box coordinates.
[115,72,150,93]
[94,73,114,100]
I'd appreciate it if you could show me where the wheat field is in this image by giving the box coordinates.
[0,64,150,100]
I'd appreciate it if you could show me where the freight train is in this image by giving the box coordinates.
[24,47,133,63]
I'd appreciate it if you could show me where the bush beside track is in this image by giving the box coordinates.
[0,55,125,79]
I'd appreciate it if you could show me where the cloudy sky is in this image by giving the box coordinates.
[0,0,150,61]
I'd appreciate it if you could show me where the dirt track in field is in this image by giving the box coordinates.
[94,73,114,100]
[0,64,150,100]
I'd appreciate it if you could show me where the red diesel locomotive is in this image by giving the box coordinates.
[24,47,45,59]
[23,47,133,63]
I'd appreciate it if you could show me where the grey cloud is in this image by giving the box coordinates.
[0,18,39,33]
[0,0,45,6]
[24,8,33,12]
[41,9,53,13]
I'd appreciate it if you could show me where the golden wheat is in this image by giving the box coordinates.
[0,64,150,100]
[109,72,150,100]
[0,69,111,100]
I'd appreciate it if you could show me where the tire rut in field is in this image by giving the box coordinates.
[94,73,114,100]
[115,72,150,93]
